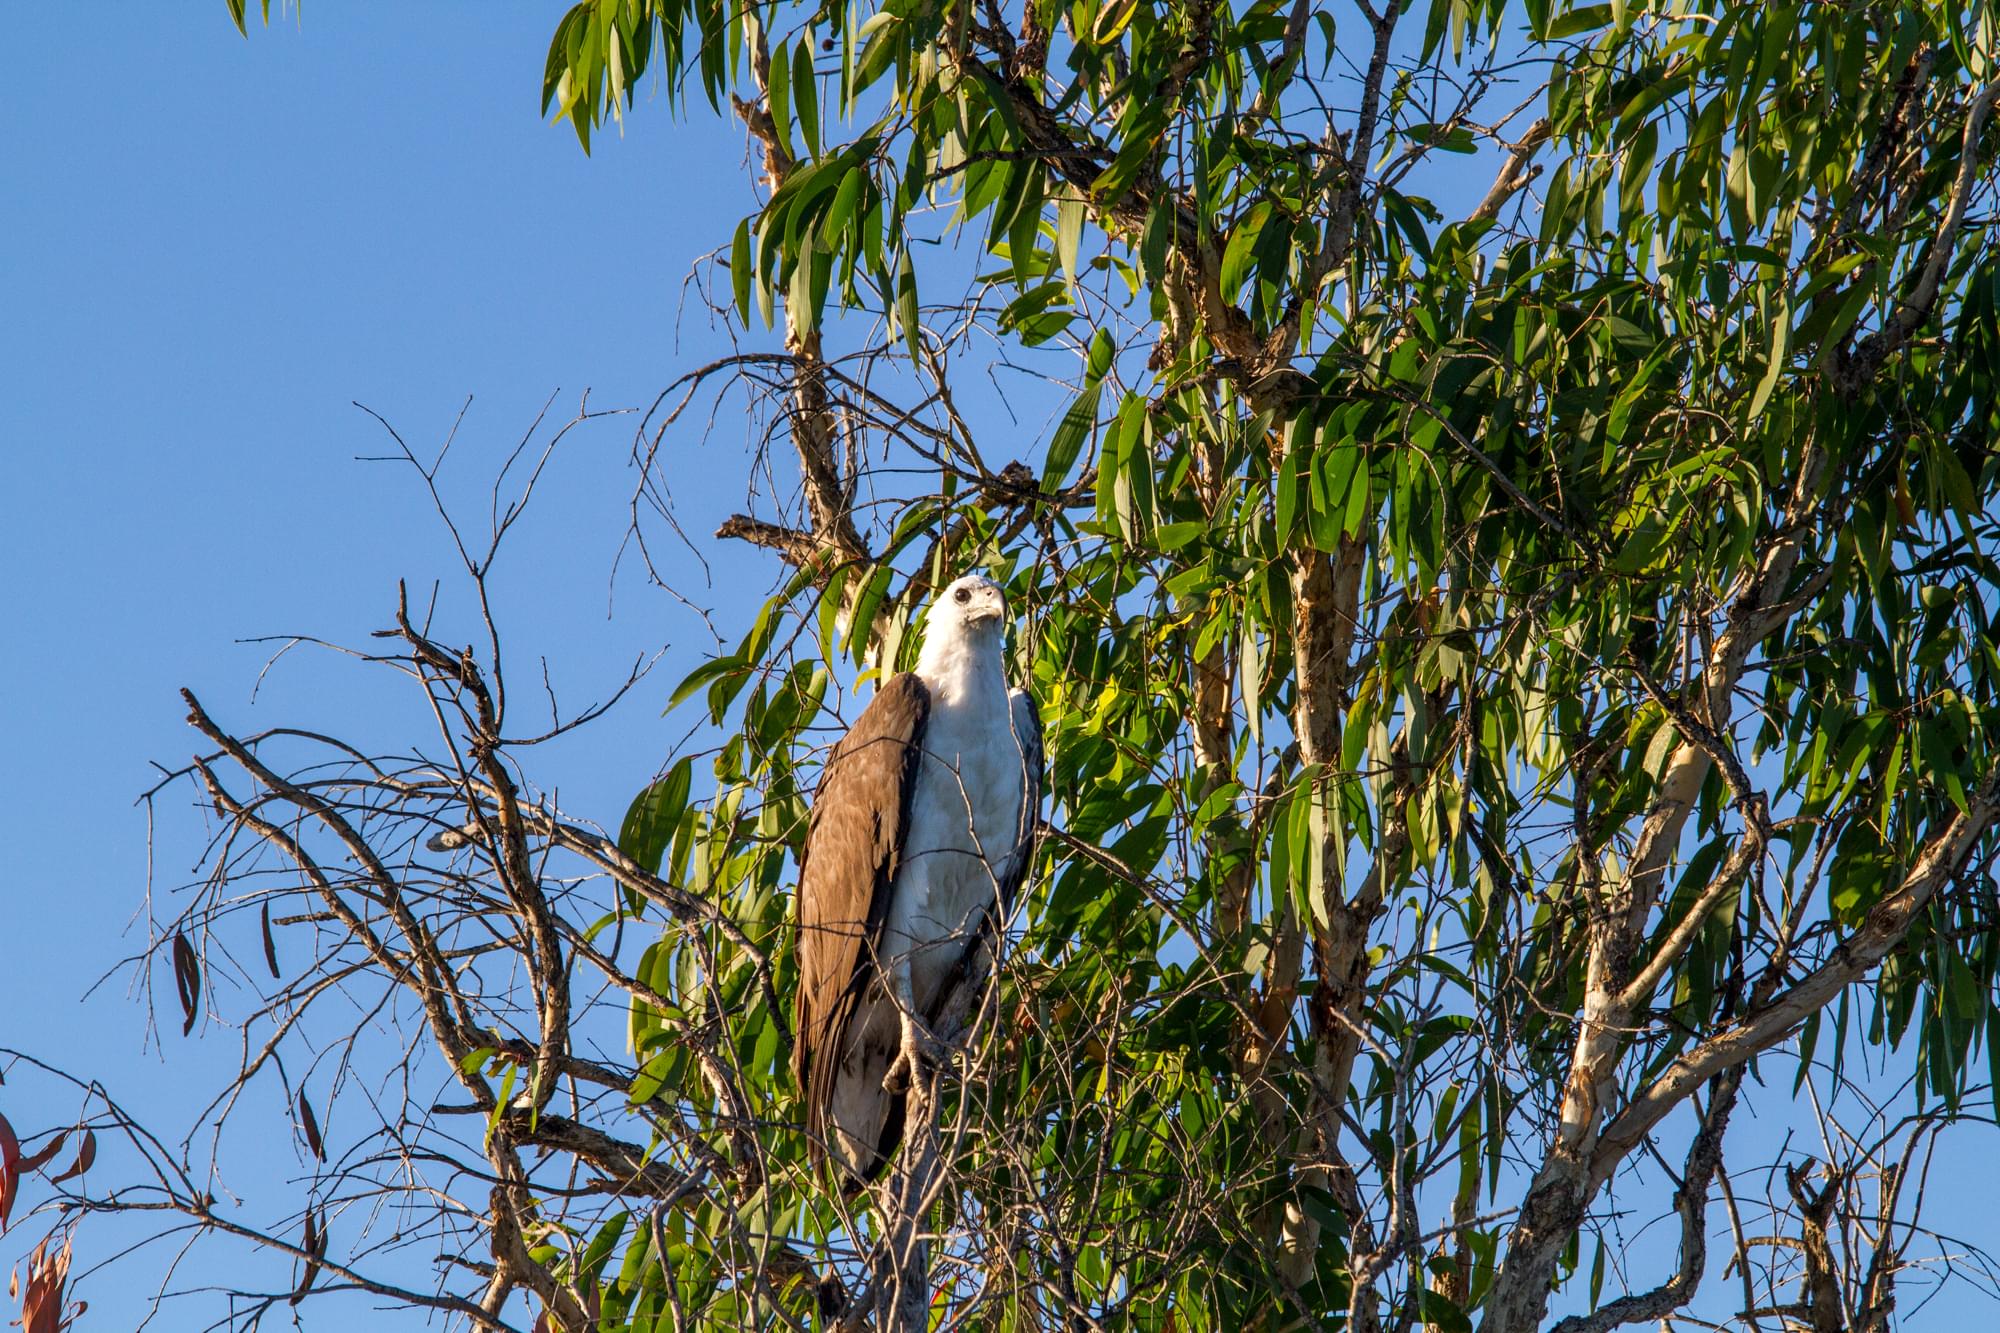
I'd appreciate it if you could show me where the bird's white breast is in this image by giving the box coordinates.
[882,687,1026,1009]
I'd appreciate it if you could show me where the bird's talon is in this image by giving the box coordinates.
[883,1018,946,1093]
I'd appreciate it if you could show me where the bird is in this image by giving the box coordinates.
[791,573,1043,1183]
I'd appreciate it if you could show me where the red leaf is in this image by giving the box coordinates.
[298,1092,324,1162]
[0,1111,18,1235]
[47,1132,94,1187]
[17,1132,67,1176]
[290,1207,322,1305]
[261,900,282,979]
[15,1231,74,1333]
[172,933,201,1037]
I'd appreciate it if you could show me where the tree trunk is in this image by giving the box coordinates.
[873,1076,939,1331]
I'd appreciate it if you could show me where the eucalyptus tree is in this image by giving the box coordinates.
[7,1,2000,1330]
[537,0,2000,1325]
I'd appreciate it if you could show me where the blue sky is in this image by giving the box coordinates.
[2,7,785,1324]
[6,6,2000,1331]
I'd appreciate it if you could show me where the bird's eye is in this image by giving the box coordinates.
[954,587,972,604]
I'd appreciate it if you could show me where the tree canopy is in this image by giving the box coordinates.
[8,1,2000,1330]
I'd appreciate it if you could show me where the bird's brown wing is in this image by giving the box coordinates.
[791,671,930,1167]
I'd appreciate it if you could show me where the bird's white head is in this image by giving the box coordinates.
[915,574,1009,691]
[931,574,1007,629]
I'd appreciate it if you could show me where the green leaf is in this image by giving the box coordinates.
[628,1048,681,1104]
[834,162,870,235]
[894,249,920,359]
[1420,1288,1472,1333]
[1547,4,1610,38]
[846,564,894,662]
[1275,443,1304,545]
[668,655,742,712]
[1042,381,1103,492]
[580,1213,632,1286]
[1007,163,1047,287]
[1092,96,1171,207]
[487,1064,518,1144]
[730,218,753,325]
[787,229,821,333]
[619,757,695,876]
[1746,295,1790,422]
[1091,0,1140,45]
[1109,392,1154,540]
[1221,204,1271,299]
[1057,195,1086,287]
[1240,618,1263,745]
[792,39,819,157]
[766,36,793,159]
[1087,328,1115,379]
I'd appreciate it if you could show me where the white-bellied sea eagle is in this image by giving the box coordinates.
[791,573,1043,1182]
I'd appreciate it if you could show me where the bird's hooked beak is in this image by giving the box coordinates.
[968,585,1009,623]
[933,578,1008,630]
